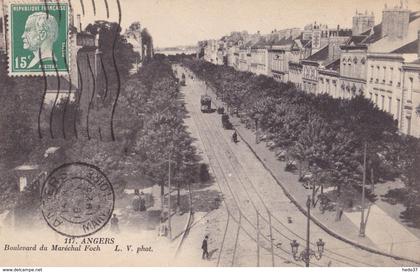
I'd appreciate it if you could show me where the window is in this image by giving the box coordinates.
[406,117,411,135]
[408,77,414,100]
[353,57,358,64]
[375,94,378,104]
[383,66,387,83]
[361,58,366,64]
[396,99,401,123]
[388,97,392,113]
[381,95,385,110]
[390,67,394,85]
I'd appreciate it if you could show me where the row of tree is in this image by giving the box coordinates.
[182,59,420,216]
[115,59,201,206]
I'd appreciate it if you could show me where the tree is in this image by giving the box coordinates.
[181,58,414,207]
[141,28,154,63]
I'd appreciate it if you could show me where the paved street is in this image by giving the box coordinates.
[173,64,418,267]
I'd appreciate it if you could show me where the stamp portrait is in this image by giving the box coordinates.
[7,0,69,76]
[41,162,114,237]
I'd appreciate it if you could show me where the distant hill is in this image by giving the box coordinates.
[155,45,197,52]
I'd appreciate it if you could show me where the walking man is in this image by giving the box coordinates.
[232,130,238,143]
[110,214,120,233]
[201,235,209,260]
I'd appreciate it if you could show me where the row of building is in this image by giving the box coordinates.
[197,3,420,138]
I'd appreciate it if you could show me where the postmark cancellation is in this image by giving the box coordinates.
[41,162,115,238]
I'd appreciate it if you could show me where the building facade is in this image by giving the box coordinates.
[340,44,368,99]
[289,62,303,89]
[401,58,420,137]
[302,60,319,94]
[198,5,420,138]
[318,60,340,97]
[366,53,404,120]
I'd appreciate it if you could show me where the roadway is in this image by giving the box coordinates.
[173,64,415,267]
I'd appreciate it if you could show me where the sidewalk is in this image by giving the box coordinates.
[198,76,420,263]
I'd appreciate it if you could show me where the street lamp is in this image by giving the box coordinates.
[290,196,325,267]
[290,238,325,267]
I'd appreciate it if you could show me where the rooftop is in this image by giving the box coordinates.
[407,58,420,65]
[271,36,294,46]
[360,11,420,45]
[391,39,418,54]
[306,45,329,62]
[324,58,340,71]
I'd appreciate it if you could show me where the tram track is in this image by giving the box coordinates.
[174,65,409,267]
[201,98,378,267]
[180,66,303,266]
[190,87,348,267]
[177,65,354,266]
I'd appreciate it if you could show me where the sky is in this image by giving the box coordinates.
[3,0,420,48]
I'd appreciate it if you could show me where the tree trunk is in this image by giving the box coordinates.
[312,184,316,207]
[177,179,180,208]
[160,180,164,222]
[188,181,193,213]
[370,168,374,192]
[299,161,303,179]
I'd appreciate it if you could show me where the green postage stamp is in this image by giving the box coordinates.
[8,1,69,76]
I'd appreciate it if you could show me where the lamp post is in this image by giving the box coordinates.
[359,141,367,237]
[290,196,325,267]
[254,112,262,144]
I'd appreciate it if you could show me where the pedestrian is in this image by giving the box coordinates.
[132,194,140,211]
[348,198,354,209]
[232,131,238,143]
[201,235,209,260]
[139,191,146,211]
[110,214,120,233]
[335,206,343,221]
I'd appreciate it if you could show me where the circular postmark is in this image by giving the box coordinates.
[41,162,114,237]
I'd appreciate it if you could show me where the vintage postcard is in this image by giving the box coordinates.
[0,0,420,269]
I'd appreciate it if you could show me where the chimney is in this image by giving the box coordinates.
[76,14,82,32]
[381,5,410,39]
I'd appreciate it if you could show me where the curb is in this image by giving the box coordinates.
[174,211,194,258]
[235,124,420,265]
